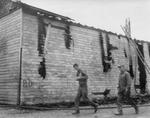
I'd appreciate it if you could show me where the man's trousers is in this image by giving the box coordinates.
[74,86,97,112]
[117,89,138,113]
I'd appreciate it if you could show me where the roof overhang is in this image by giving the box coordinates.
[20,2,73,22]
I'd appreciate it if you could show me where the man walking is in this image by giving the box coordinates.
[115,65,139,115]
[72,64,98,114]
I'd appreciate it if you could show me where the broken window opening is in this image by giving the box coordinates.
[64,24,73,49]
[38,18,47,79]
[106,34,118,52]
[137,42,147,94]
[99,32,105,72]
[102,33,117,72]
[38,18,47,56]
[118,35,127,58]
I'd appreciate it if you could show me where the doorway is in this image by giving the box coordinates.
[137,43,147,94]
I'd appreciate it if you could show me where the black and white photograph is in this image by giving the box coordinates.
[0,0,150,118]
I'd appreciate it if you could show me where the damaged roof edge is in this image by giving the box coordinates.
[18,2,123,36]
[7,1,149,44]
[20,2,72,21]
[70,22,149,44]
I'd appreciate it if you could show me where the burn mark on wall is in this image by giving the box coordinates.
[100,33,117,72]
[99,32,106,72]
[64,24,73,49]
[129,64,134,78]
[38,57,46,79]
[38,18,47,79]
[148,44,150,58]
[38,18,47,55]
[137,42,147,94]
[124,48,127,58]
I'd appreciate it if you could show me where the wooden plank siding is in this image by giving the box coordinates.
[0,9,22,104]
[21,12,150,104]
[0,3,149,105]
[20,12,131,105]
[21,13,41,105]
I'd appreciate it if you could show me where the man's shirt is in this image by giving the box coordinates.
[118,71,131,92]
[76,69,88,87]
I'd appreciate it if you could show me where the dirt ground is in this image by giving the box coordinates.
[0,104,150,118]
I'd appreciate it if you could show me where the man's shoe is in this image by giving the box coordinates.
[135,106,139,114]
[114,113,123,116]
[94,105,98,113]
[72,111,80,115]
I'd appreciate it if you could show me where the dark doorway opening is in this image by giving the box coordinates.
[137,43,147,94]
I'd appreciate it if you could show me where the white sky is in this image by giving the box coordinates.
[21,0,150,41]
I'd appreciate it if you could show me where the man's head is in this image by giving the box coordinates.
[118,65,125,72]
[73,63,79,71]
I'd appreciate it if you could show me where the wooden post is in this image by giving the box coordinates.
[134,51,138,93]
[44,23,51,55]
[17,10,23,106]
[17,47,22,106]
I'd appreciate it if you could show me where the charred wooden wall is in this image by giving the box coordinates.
[1,8,150,105]
[20,12,147,105]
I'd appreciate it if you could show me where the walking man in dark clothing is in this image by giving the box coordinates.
[115,65,139,115]
[72,64,98,114]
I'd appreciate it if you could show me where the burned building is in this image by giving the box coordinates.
[0,0,150,105]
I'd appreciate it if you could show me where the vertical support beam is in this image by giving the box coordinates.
[44,23,51,53]
[17,8,23,106]
[17,47,22,105]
